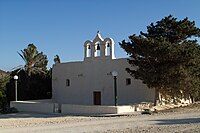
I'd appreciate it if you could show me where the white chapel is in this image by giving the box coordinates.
[52,32,155,106]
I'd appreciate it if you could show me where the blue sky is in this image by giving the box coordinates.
[0,0,200,71]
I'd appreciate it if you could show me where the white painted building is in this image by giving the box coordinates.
[52,32,155,106]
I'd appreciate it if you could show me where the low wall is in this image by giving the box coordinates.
[26,99,55,103]
[117,105,135,114]
[62,104,135,114]
[10,100,56,113]
[10,100,136,115]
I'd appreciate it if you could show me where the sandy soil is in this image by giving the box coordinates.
[0,103,200,133]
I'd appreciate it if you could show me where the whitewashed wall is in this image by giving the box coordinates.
[52,58,155,105]
[62,104,135,114]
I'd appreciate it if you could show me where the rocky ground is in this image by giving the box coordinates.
[0,103,200,133]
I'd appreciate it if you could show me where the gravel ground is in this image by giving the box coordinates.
[1,103,200,133]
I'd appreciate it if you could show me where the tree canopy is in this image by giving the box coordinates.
[18,44,48,76]
[120,15,200,103]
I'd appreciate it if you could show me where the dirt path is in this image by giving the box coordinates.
[1,105,200,133]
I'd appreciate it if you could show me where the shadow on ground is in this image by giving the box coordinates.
[0,112,126,119]
[154,117,200,125]
[0,112,70,119]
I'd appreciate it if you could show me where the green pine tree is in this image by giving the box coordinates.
[120,15,200,105]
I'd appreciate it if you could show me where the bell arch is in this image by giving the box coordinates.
[104,38,115,59]
[84,40,93,58]
[94,41,101,57]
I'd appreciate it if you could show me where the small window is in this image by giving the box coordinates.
[126,78,131,85]
[66,79,70,87]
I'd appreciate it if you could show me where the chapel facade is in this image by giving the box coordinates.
[52,32,155,105]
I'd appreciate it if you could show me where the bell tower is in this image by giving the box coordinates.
[84,31,115,60]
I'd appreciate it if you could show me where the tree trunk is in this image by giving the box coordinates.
[154,88,159,106]
[189,93,194,103]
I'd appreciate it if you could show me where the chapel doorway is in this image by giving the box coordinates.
[93,91,101,105]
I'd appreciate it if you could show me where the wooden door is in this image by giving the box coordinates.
[93,91,101,105]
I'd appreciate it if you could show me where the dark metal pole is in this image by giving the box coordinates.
[15,79,17,101]
[114,76,118,106]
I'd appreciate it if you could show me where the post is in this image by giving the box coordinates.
[112,71,118,106]
[14,75,18,101]
[114,76,118,106]
[15,79,17,101]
